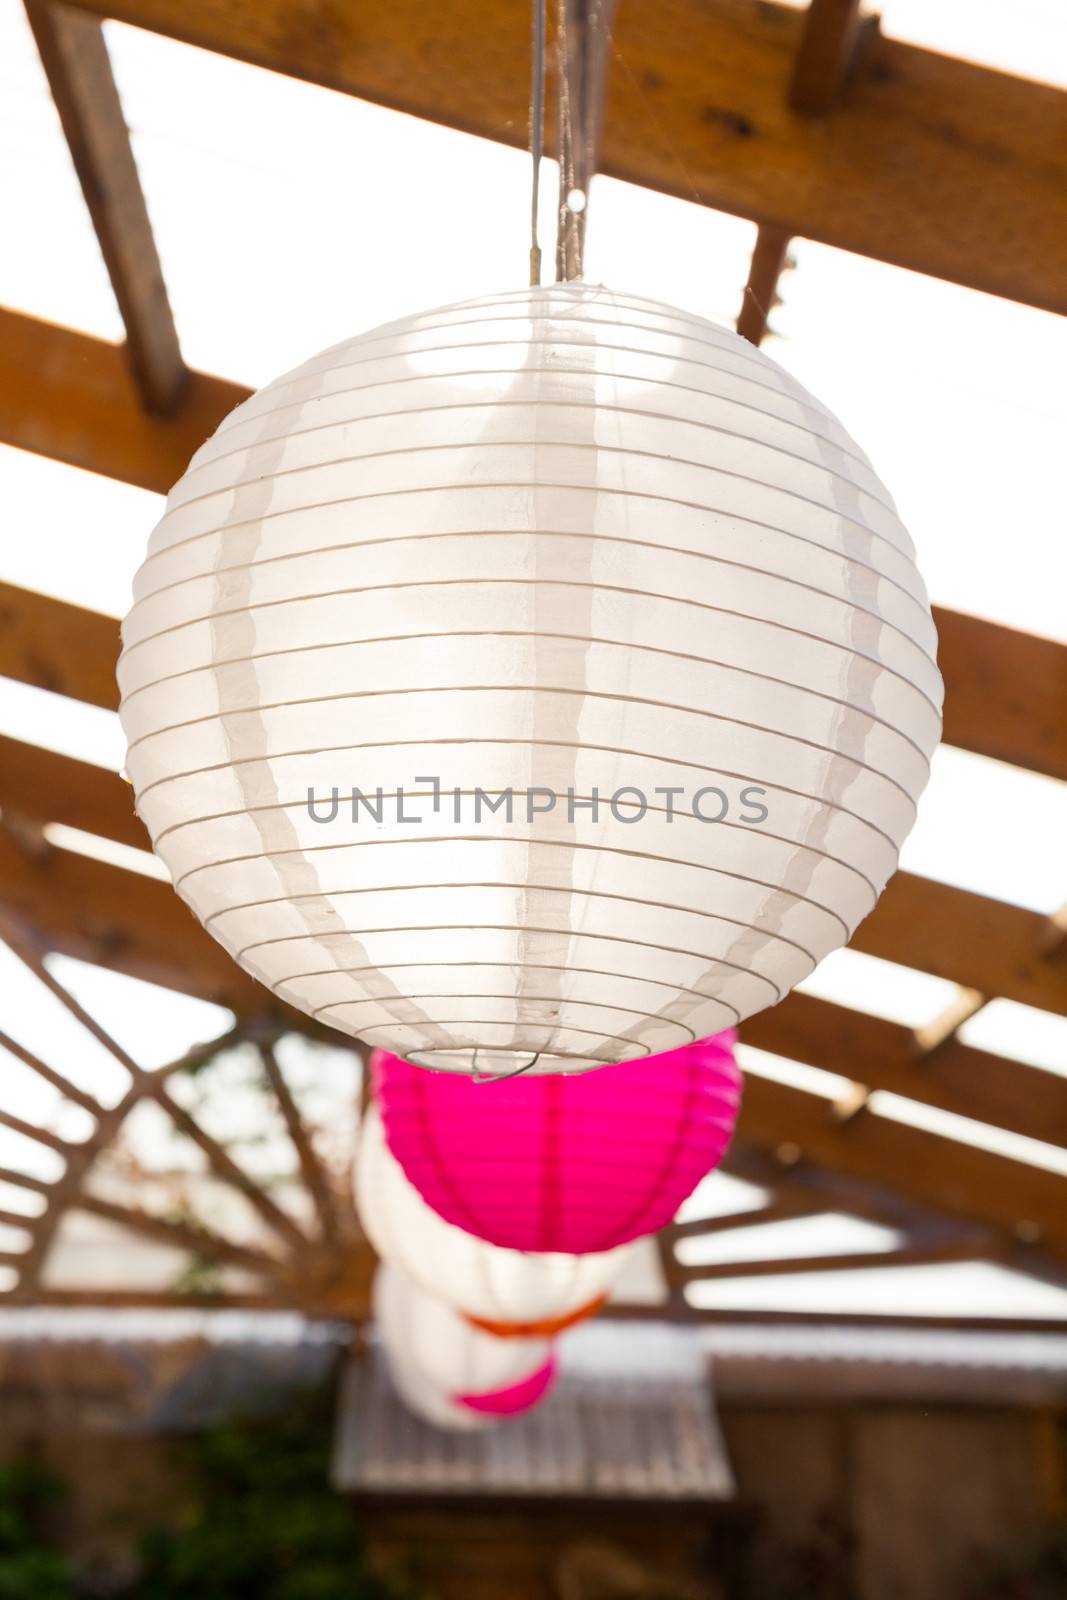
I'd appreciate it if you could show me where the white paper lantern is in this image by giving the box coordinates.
[119,284,941,1074]
[355,1106,632,1324]
[383,1360,488,1431]
[373,1262,550,1398]
[375,1337,491,1433]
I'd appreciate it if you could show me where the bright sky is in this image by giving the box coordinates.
[0,0,1065,1318]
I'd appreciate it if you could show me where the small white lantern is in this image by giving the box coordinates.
[373,1262,551,1400]
[355,1106,632,1324]
[120,285,941,1074]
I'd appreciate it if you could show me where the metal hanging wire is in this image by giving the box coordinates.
[529,0,547,285]
[555,0,617,282]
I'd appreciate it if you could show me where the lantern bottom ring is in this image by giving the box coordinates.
[403,1043,651,1076]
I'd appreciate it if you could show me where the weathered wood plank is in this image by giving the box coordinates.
[24,0,186,413]
[58,0,1067,312]
[0,307,246,492]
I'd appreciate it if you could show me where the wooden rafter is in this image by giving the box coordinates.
[24,0,186,414]
[745,989,1067,1152]
[0,826,264,1012]
[257,1040,341,1244]
[788,0,868,116]
[913,987,988,1057]
[0,737,148,852]
[76,1193,284,1274]
[55,0,1067,313]
[0,308,246,494]
[0,573,123,711]
[147,1078,312,1254]
[738,1069,1067,1255]
[0,937,372,1314]
[850,872,1067,1021]
[736,223,790,345]
[936,607,1067,784]
[672,1197,822,1240]
[677,1236,998,1283]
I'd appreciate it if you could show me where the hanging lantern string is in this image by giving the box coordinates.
[529,0,547,286]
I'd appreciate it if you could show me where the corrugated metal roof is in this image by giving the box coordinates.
[333,1327,735,1502]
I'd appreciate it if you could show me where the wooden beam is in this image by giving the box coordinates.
[607,1300,1067,1333]
[913,987,987,1056]
[672,1197,820,1239]
[937,607,1067,785]
[23,0,186,414]
[258,1041,341,1244]
[76,1193,281,1274]
[0,1026,104,1116]
[0,736,148,850]
[0,1168,50,1194]
[736,223,790,345]
[738,1068,1067,1256]
[0,826,261,1011]
[723,1144,950,1231]
[851,872,1067,1022]
[678,1236,997,1281]
[0,580,120,711]
[149,1078,311,1253]
[58,0,1067,313]
[744,990,1067,1151]
[0,307,247,493]
[788,0,867,116]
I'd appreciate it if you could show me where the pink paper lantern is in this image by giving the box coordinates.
[374,1033,742,1255]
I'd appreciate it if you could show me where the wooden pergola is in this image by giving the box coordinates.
[1,0,1065,1328]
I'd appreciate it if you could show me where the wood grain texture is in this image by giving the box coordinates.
[744,989,1067,1151]
[0,308,247,493]
[58,0,1067,311]
[738,1068,1067,1255]
[24,0,186,413]
[788,0,867,116]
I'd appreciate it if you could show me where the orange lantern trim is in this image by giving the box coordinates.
[463,1293,607,1339]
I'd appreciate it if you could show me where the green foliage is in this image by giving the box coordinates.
[129,1388,414,1600]
[0,1463,71,1600]
[0,1391,415,1600]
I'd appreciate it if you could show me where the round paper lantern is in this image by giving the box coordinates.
[374,1033,741,1254]
[373,1262,552,1398]
[378,1343,490,1432]
[380,1338,557,1431]
[356,1105,632,1323]
[119,283,941,1075]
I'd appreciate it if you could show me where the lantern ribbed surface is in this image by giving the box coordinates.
[119,283,942,1075]
[356,1105,633,1324]
[374,1033,740,1254]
